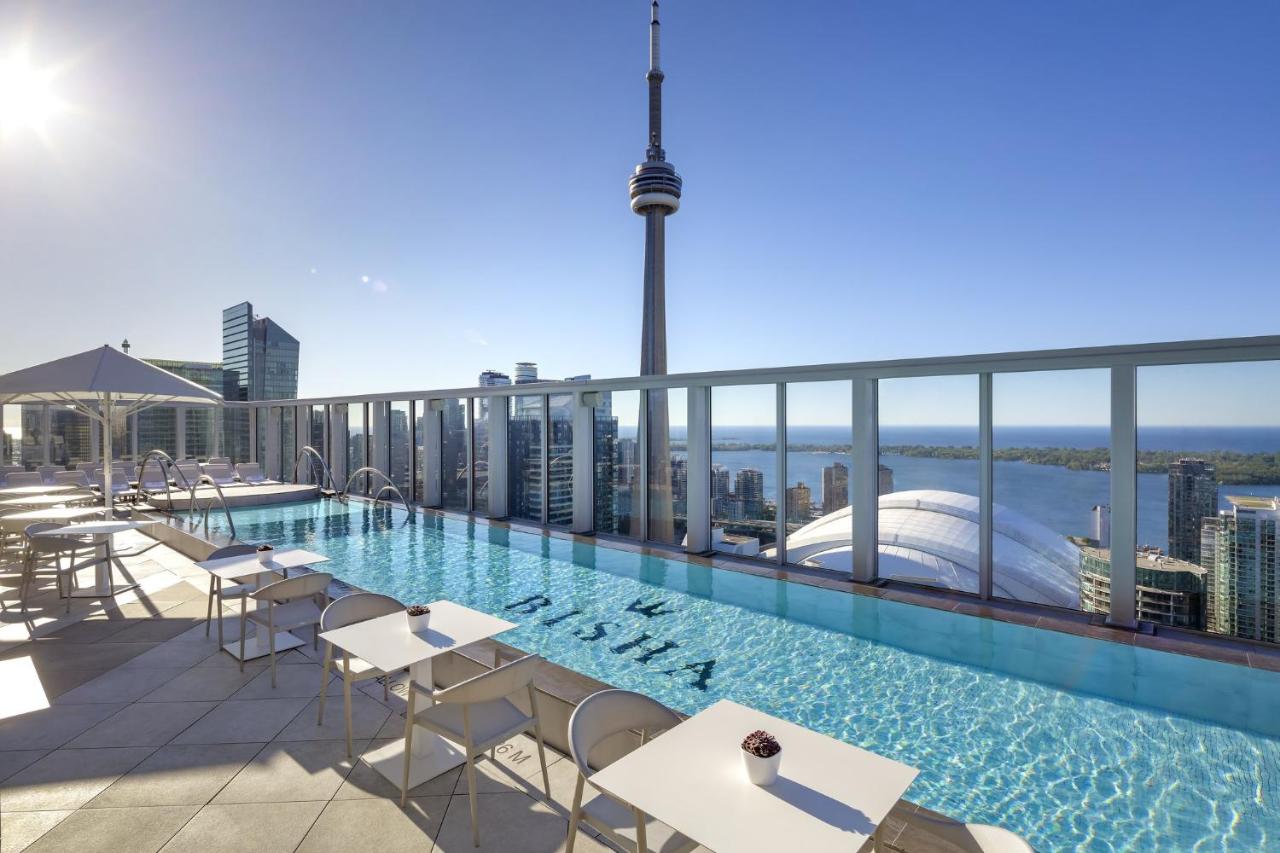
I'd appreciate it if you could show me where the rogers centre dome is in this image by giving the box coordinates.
[775,489,1081,608]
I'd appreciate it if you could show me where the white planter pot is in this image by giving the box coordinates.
[257,550,274,565]
[742,749,781,786]
[407,611,431,633]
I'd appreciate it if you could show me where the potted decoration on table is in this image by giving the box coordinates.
[741,729,782,786]
[406,604,432,633]
[256,543,275,565]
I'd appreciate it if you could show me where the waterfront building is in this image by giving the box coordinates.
[478,370,511,387]
[822,463,848,515]
[1091,504,1112,548]
[786,482,812,524]
[1168,458,1217,563]
[735,468,764,518]
[1205,496,1280,643]
[879,464,895,496]
[1078,546,1206,629]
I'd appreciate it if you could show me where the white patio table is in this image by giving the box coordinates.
[320,600,517,788]
[46,519,157,599]
[0,492,97,509]
[194,547,331,661]
[0,484,79,497]
[588,698,920,853]
[1,505,104,535]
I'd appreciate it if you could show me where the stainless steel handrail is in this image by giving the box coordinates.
[136,449,180,509]
[291,445,337,492]
[186,473,237,540]
[341,466,412,518]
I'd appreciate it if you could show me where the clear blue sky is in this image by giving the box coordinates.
[1,1,1277,425]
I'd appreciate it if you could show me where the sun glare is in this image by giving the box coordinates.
[0,45,67,138]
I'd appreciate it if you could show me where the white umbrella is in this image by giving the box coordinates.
[0,345,222,518]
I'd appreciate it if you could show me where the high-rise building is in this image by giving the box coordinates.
[1091,504,1112,548]
[1205,496,1280,643]
[221,302,300,462]
[786,482,812,524]
[822,463,848,515]
[1168,458,1217,563]
[735,468,764,518]
[478,370,511,387]
[878,464,895,496]
[514,363,538,384]
[137,359,228,459]
[1078,546,1206,629]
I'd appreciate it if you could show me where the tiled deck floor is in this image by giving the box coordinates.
[0,533,949,852]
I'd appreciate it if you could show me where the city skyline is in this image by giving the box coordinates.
[2,1,1277,410]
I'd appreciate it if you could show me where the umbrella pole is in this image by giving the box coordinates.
[102,393,113,521]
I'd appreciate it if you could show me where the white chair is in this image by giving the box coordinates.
[239,571,333,685]
[204,544,280,648]
[4,471,44,487]
[897,813,1036,853]
[136,463,171,492]
[19,522,93,613]
[53,470,92,487]
[317,592,404,758]
[235,462,275,485]
[36,465,61,485]
[204,463,238,486]
[565,689,698,853]
[401,654,552,846]
[174,461,202,489]
[207,456,231,466]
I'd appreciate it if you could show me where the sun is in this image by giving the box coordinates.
[0,45,67,138]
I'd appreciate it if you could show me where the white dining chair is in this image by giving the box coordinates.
[317,592,404,758]
[238,571,333,685]
[19,522,93,613]
[895,813,1036,853]
[401,654,552,846]
[565,689,698,853]
[204,544,278,647]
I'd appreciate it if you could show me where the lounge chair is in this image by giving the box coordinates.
[207,456,231,466]
[203,463,239,486]
[136,464,171,492]
[54,470,92,487]
[235,462,277,485]
[173,461,202,489]
[36,465,61,484]
[4,471,45,487]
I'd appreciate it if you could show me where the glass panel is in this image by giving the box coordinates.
[647,388,687,545]
[441,398,469,511]
[711,385,777,556]
[783,381,853,569]
[19,406,43,468]
[254,407,269,466]
[114,411,135,463]
[223,408,251,464]
[348,403,367,494]
[414,402,425,503]
[49,406,92,468]
[1138,361,1280,641]
[2,405,19,466]
[186,409,213,461]
[994,370,1108,611]
[509,395,544,523]
[878,376,979,593]
[280,407,295,481]
[548,393,574,526]
[390,401,412,498]
[594,390,641,537]
[137,406,178,461]
[473,399,490,512]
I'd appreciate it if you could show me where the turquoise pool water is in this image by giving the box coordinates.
[216,500,1280,851]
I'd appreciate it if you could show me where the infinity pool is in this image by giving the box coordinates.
[215,500,1280,851]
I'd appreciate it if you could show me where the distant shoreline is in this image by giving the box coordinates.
[688,442,1280,486]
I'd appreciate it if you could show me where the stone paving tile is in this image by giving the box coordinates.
[212,738,363,805]
[0,750,47,786]
[159,801,325,853]
[66,701,219,749]
[86,742,265,809]
[296,796,449,852]
[332,739,461,801]
[0,746,156,811]
[0,702,127,750]
[273,694,391,743]
[0,639,160,673]
[24,804,199,853]
[120,641,222,671]
[433,791,614,852]
[54,666,191,705]
[0,809,73,853]
[170,698,309,745]
[228,661,342,700]
[137,666,260,703]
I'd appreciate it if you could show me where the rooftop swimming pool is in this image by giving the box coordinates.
[213,499,1280,852]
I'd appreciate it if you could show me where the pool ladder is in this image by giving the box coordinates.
[292,446,338,495]
[340,466,412,519]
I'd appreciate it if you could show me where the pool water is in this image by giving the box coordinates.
[216,500,1280,852]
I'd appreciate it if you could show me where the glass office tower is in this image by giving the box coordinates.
[222,301,300,463]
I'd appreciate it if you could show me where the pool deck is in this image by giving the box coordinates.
[0,529,967,853]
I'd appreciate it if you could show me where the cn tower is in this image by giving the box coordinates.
[630,0,682,377]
